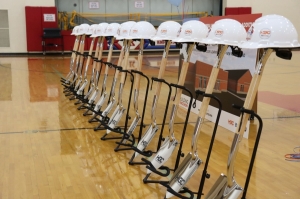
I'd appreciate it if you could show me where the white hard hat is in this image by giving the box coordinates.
[71,26,79,35]
[173,20,208,43]
[75,24,90,36]
[115,21,136,40]
[152,21,181,41]
[202,19,246,46]
[126,21,156,39]
[239,14,300,49]
[103,23,121,36]
[90,22,109,37]
[86,24,98,35]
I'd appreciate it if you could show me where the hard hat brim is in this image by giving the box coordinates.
[239,42,300,49]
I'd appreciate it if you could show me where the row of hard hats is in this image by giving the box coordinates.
[71,14,300,49]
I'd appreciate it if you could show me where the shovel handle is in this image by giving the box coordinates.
[104,37,115,74]
[96,37,104,72]
[134,39,144,90]
[113,39,127,79]
[192,45,228,159]
[83,37,95,78]
[173,43,195,106]
[71,36,80,64]
[226,48,273,188]
[120,39,131,84]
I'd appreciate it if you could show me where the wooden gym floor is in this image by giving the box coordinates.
[0,51,299,199]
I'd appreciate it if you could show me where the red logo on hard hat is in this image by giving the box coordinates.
[259,28,271,39]
[132,29,138,34]
[161,29,167,35]
[215,29,223,37]
[185,29,192,36]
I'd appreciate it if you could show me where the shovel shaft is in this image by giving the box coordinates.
[83,37,95,79]
[108,40,127,101]
[90,37,102,85]
[65,36,79,80]
[149,41,172,125]
[191,45,228,158]
[133,40,144,114]
[119,39,131,84]
[226,48,273,188]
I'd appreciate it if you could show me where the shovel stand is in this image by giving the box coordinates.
[127,78,173,166]
[98,68,134,140]
[230,105,263,199]
[147,90,223,199]
[83,64,121,119]
[114,70,150,152]
[194,90,222,199]
[74,59,105,112]
[142,84,194,184]
[67,53,87,101]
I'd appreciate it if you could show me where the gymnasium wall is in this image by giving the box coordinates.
[0,0,299,53]
[0,0,55,53]
[224,0,300,40]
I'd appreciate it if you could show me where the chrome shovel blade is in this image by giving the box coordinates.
[84,85,95,100]
[77,80,88,95]
[93,92,107,112]
[227,189,243,199]
[74,78,82,91]
[101,99,116,120]
[147,137,178,174]
[88,89,99,104]
[106,107,126,134]
[165,156,201,198]
[204,174,228,199]
[133,124,159,158]
[122,116,141,144]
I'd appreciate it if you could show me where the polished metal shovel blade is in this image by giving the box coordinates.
[106,106,126,134]
[77,79,88,95]
[88,89,99,104]
[133,124,159,158]
[204,174,228,199]
[74,78,82,91]
[165,155,201,198]
[147,137,178,174]
[100,99,116,119]
[93,92,107,112]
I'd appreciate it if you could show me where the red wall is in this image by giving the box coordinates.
[225,7,252,16]
[25,6,58,52]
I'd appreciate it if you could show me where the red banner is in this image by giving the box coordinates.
[200,13,262,31]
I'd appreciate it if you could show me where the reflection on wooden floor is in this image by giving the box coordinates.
[0,52,299,199]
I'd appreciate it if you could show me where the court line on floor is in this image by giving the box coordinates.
[0,122,194,135]
[2,115,299,135]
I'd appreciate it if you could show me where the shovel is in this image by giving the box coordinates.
[67,35,86,89]
[204,48,274,199]
[121,39,145,143]
[133,40,172,158]
[86,37,105,105]
[105,39,132,134]
[100,40,128,120]
[92,37,116,112]
[165,44,228,198]
[146,43,195,170]
[80,37,104,101]
[62,35,80,83]
[74,37,96,94]
[76,37,96,96]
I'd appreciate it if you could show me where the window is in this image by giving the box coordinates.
[0,10,10,47]
[240,84,244,92]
